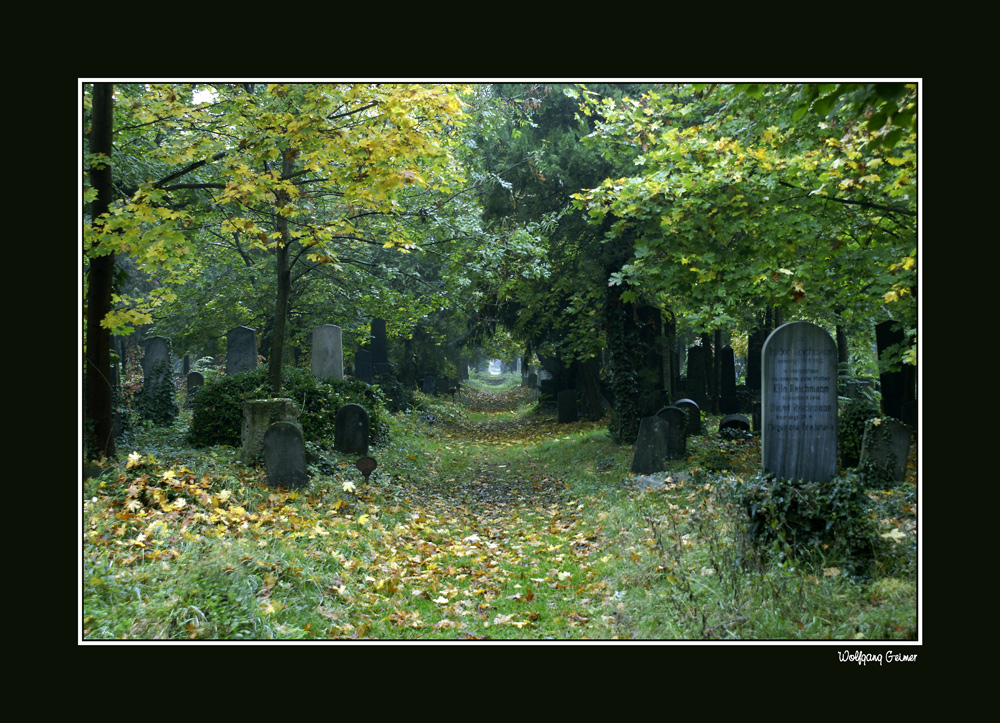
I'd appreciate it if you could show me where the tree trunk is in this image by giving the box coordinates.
[85,83,116,459]
[268,152,296,396]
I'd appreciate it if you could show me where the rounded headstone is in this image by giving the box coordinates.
[263,421,309,489]
[761,321,838,482]
[673,398,701,437]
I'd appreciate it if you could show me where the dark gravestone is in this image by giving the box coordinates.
[182,354,191,377]
[242,399,300,465]
[719,346,739,414]
[139,336,176,426]
[227,326,258,375]
[422,375,437,396]
[354,349,373,383]
[654,406,687,458]
[859,418,912,483]
[186,371,204,403]
[631,415,671,474]
[674,398,701,437]
[762,321,838,482]
[263,421,309,489]
[370,318,389,365]
[685,346,709,409]
[557,389,578,423]
[312,324,344,380]
[719,414,751,438]
[335,403,370,455]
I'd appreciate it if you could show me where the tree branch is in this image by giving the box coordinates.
[777,181,915,217]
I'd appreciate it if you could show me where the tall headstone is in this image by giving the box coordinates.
[227,326,258,375]
[719,346,739,414]
[631,416,671,474]
[557,389,578,424]
[422,375,437,396]
[312,325,344,380]
[370,318,389,364]
[263,421,310,489]
[354,349,373,383]
[335,403,370,455]
[654,406,687,458]
[139,336,176,426]
[762,321,838,482]
[685,346,709,409]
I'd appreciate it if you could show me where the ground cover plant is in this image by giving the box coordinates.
[82,375,917,641]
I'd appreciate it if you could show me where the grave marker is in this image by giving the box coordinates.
[674,398,701,437]
[354,349,373,383]
[654,406,687,458]
[335,403,370,455]
[719,345,738,414]
[557,389,578,423]
[263,421,310,489]
[422,375,437,396]
[312,325,344,380]
[227,326,258,375]
[859,418,912,483]
[631,416,671,474]
[762,321,838,482]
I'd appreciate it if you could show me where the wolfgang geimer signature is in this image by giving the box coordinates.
[838,650,917,665]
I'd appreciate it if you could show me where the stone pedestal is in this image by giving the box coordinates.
[241,398,300,465]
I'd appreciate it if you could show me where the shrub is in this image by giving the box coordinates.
[723,471,885,577]
[187,365,390,448]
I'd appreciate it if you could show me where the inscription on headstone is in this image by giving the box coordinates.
[312,325,344,379]
[227,326,258,375]
[762,321,838,482]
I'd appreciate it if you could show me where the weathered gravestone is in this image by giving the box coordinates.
[674,398,701,437]
[654,406,687,458]
[719,346,739,414]
[186,371,204,404]
[227,326,258,375]
[685,346,710,409]
[557,389,578,424]
[422,375,437,396]
[859,418,912,483]
[335,403,370,455]
[354,349,373,383]
[631,415,671,474]
[262,421,310,489]
[762,321,838,482]
[241,399,300,465]
[312,325,344,380]
[139,336,177,426]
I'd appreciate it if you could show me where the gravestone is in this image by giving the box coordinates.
[631,415,671,474]
[312,325,344,380]
[370,318,389,364]
[685,346,710,409]
[557,389,578,424]
[241,399,300,465]
[654,406,687,458]
[227,326,258,375]
[719,346,739,414]
[139,336,176,426]
[263,421,310,489]
[183,354,191,377]
[762,321,838,482]
[859,418,912,483]
[354,349,373,383]
[422,375,437,396]
[719,414,751,438]
[186,371,204,403]
[674,398,701,437]
[335,403,370,455]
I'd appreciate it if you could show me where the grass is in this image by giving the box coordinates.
[82,375,918,642]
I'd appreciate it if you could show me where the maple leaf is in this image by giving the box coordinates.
[342,481,356,493]
[126,451,142,468]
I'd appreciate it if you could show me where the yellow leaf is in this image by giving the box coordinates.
[126,451,142,468]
